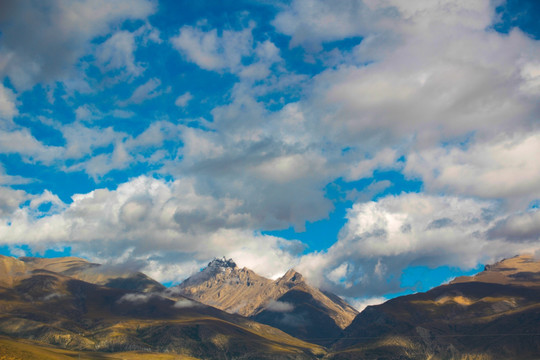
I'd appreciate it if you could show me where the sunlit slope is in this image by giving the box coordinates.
[0,335,199,359]
[1,255,165,292]
[331,255,540,360]
[0,256,325,359]
[175,258,358,345]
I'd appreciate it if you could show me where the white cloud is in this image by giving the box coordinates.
[174,298,200,308]
[273,0,374,51]
[0,84,18,124]
[405,132,540,205]
[272,0,540,206]
[0,165,32,186]
[348,296,387,312]
[68,142,133,180]
[0,129,62,164]
[345,148,399,181]
[118,292,158,304]
[171,23,254,72]
[1,0,539,302]
[0,176,302,283]
[271,0,539,154]
[0,187,28,218]
[297,193,540,297]
[264,300,295,312]
[120,77,163,105]
[61,123,124,159]
[0,0,156,90]
[171,23,281,79]
[75,104,102,122]
[488,209,540,243]
[95,30,144,78]
[175,92,193,107]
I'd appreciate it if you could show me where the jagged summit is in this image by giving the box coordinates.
[174,259,359,345]
[279,269,304,283]
[207,256,237,270]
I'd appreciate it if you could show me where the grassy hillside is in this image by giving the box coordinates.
[0,256,325,359]
[330,255,540,360]
[0,335,199,360]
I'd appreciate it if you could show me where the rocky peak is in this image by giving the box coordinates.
[278,269,304,286]
[207,257,237,270]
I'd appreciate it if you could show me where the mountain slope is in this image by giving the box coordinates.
[175,258,358,345]
[0,255,325,359]
[14,255,164,292]
[331,255,540,360]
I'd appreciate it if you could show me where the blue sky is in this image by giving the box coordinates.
[1,0,540,308]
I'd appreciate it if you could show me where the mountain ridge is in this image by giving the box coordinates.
[174,257,358,345]
[0,254,325,359]
[330,254,540,359]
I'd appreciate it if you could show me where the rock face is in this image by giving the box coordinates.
[331,255,540,360]
[0,255,325,359]
[175,257,358,345]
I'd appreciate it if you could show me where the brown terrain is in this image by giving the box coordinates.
[0,255,325,359]
[0,256,165,292]
[174,258,358,345]
[330,255,540,360]
[1,254,539,359]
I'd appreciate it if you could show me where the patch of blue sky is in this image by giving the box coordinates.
[0,155,93,203]
[264,170,423,253]
[0,244,72,258]
[393,264,485,298]
[493,0,540,38]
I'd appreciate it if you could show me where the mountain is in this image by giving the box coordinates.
[0,255,325,359]
[331,255,540,360]
[175,257,358,345]
[0,255,164,293]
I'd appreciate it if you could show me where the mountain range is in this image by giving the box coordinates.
[175,257,358,345]
[0,254,538,359]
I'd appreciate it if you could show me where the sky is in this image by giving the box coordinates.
[1,0,540,308]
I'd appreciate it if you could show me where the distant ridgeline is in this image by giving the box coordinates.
[0,254,538,359]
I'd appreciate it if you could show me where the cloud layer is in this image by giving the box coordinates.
[0,0,539,300]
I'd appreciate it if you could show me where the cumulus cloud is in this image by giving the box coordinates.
[6,119,178,180]
[161,86,337,232]
[175,92,193,107]
[0,187,28,218]
[0,176,302,282]
[0,129,63,164]
[297,193,540,297]
[171,23,255,72]
[272,0,540,206]
[1,0,540,301]
[405,133,540,206]
[95,30,145,78]
[0,0,156,90]
[273,0,375,51]
[0,84,18,124]
[488,210,540,243]
[171,22,281,79]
